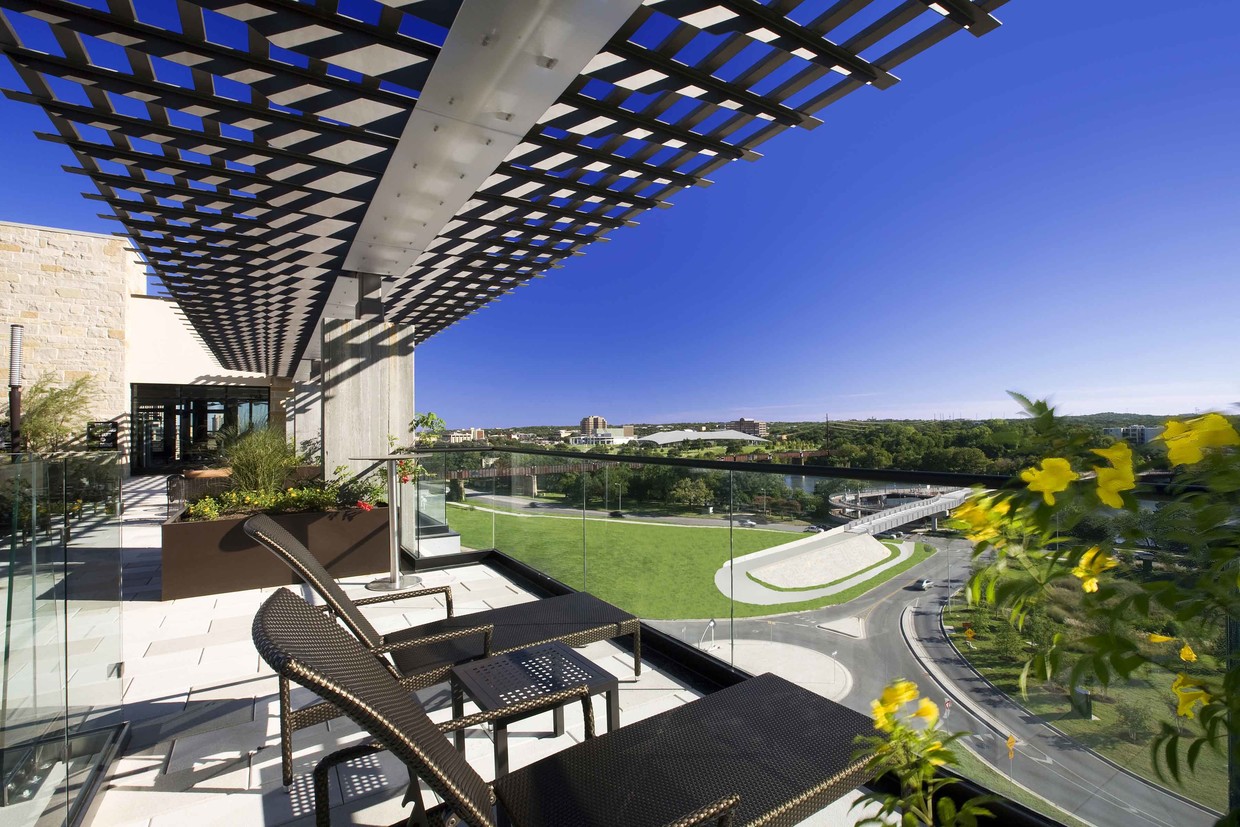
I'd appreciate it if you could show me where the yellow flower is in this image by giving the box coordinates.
[871,699,894,732]
[1148,633,1174,643]
[952,496,1011,545]
[1171,673,1210,718]
[1090,442,1135,508]
[924,740,949,767]
[912,697,939,727]
[880,680,919,711]
[1160,414,1240,466]
[1071,546,1117,593]
[1180,644,1197,663]
[1020,458,1079,505]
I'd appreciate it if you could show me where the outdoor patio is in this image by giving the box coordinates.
[89,476,872,826]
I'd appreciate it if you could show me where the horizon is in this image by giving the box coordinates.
[460,407,1220,433]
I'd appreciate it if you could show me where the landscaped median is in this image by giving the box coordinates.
[942,604,1225,813]
[446,503,934,619]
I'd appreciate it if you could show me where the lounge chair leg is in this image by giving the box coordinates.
[633,628,642,677]
[280,675,294,787]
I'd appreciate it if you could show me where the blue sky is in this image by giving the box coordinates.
[2,1,1237,428]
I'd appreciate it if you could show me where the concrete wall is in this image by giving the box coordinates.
[126,295,269,387]
[321,318,415,479]
[0,221,136,451]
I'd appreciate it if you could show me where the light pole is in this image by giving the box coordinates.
[8,324,22,451]
[698,618,717,651]
[831,650,839,684]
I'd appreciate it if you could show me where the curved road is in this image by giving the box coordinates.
[650,537,1216,827]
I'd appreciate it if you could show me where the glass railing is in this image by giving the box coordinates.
[417,446,1221,827]
[1,453,124,827]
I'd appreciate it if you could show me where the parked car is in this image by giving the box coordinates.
[737,519,757,527]
[803,525,824,533]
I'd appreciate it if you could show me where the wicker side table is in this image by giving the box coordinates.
[451,642,619,775]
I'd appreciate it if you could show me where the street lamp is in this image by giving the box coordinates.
[8,324,22,451]
[698,618,717,651]
[831,649,839,683]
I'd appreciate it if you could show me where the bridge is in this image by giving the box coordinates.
[842,488,975,535]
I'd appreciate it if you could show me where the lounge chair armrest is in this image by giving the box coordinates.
[437,684,595,737]
[660,794,741,827]
[373,623,494,657]
[353,585,455,616]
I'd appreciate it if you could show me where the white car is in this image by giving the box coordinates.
[737,519,757,527]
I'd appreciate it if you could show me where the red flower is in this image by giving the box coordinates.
[400,475,411,484]
[356,500,374,512]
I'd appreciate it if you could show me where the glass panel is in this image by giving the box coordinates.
[0,456,67,824]
[443,449,495,553]
[483,452,583,590]
[0,453,124,827]
[582,458,737,658]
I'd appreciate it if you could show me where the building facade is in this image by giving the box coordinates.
[1102,424,1164,445]
[729,418,769,438]
[580,415,607,435]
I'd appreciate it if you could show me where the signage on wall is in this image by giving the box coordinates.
[86,421,119,451]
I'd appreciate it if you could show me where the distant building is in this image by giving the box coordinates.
[570,428,633,446]
[636,429,767,447]
[1102,425,1163,445]
[446,427,487,443]
[728,418,769,438]
[580,415,608,435]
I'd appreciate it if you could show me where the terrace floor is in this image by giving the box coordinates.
[83,476,872,826]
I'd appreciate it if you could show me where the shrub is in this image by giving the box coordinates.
[218,427,299,492]
[13,373,96,451]
[185,485,342,520]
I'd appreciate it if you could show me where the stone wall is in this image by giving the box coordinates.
[0,221,140,453]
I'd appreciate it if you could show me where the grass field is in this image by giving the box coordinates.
[943,608,1225,812]
[447,504,935,619]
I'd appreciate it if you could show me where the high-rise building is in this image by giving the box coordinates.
[580,415,608,435]
[729,418,769,438]
[1102,425,1164,445]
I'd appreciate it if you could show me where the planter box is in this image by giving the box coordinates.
[161,507,391,600]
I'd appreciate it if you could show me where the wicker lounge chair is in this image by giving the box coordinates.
[242,514,641,786]
[253,587,877,827]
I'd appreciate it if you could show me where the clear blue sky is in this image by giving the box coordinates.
[2,1,1237,428]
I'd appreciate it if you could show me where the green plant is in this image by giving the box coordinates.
[854,679,995,826]
[218,426,299,492]
[184,485,344,521]
[954,395,1240,822]
[13,372,96,451]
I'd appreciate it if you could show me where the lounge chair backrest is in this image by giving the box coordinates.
[253,588,495,827]
[243,514,384,649]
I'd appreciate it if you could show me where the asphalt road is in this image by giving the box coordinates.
[650,537,1217,827]
[465,492,808,531]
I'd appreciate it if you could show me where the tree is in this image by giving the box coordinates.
[13,372,97,452]
[1116,701,1151,743]
[669,477,710,507]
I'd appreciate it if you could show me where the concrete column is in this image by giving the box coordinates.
[321,318,414,479]
[267,377,295,438]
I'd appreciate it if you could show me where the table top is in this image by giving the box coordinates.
[493,672,876,827]
[451,641,618,711]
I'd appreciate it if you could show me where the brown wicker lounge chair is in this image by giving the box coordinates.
[253,587,876,827]
[242,514,641,786]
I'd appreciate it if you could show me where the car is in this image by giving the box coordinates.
[916,579,934,591]
[803,525,824,533]
[609,510,625,518]
[737,519,757,527]
[526,501,539,508]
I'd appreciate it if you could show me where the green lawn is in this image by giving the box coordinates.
[447,504,935,619]
[943,609,1225,812]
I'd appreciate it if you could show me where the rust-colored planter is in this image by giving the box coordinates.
[161,507,390,600]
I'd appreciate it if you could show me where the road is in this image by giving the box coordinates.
[650,537,1217,827]
[464,491,808,531]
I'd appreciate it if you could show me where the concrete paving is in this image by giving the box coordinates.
[717,532,914,605]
